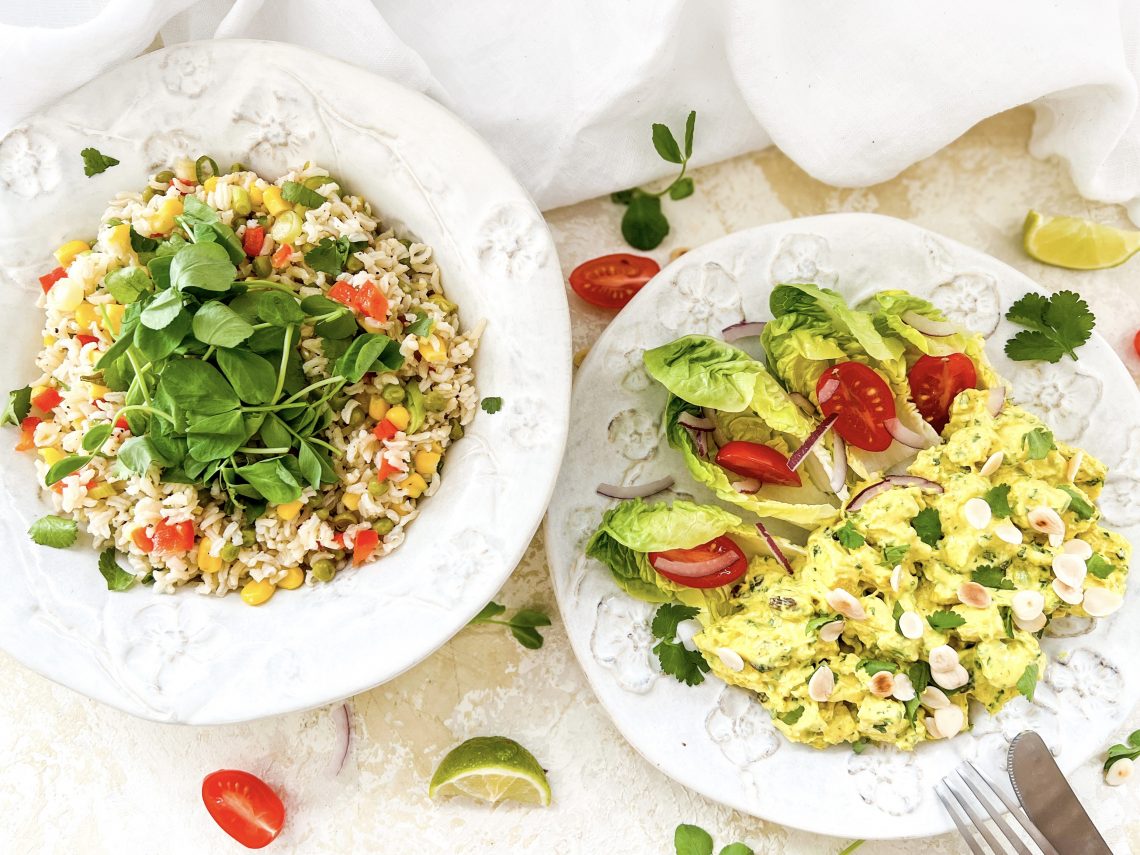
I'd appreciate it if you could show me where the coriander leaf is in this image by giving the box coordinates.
[191,301,254,347]
[481,396,502,414]
[469,601,507,623]
[169,241,235,293]
[882,544,909,566]
[1087,553,1116,579]
[81,147,119,177]
[806,613,842,636]
[1058,485,1095,520]
[304,236,351,276]
[684,110,697,159]
[908,661,931,696]
[81,423,114,453]
[834,520,865,549]
[1000,606,1015,639]
[139,288,184,330]
[778,706,804,726]
[98,547,136,591]
[1022,428,1054,460]
[982,484,1013,518]
[972,565,1014,590]
[851,738,870,754]
[652,123,683,164]
[669,177,695,200]
[654,638,709,686]
[103,267,152,304]
[858,659,898,675]
[1,385,32,426]
[718,845,753,855]
[674,824,713,855]
[405,311,434,338]
[911,507,943,548]
[44,454,93,486]
[905,695,921,723]
[281,180,326,208]
[621,193,669,250]
[1004,290,1094,362]
[28,514,78,548]
[927,609,966,631]
[1016,662,1039,702]
[652,603,700,640]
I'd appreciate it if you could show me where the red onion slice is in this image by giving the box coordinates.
[818,378,840,404]
[722,320,767,342]
[597,476,675,499]
[684,426,708,458]
[846,480,896,512]
[732,478,761,494]
[678,412,715,431]
[884,417,935,450]
[986,386,1006,417]
[901,310,958,337]
[651,550,738,578]
[829,435,848,493]
[847,475,943,512]
[789,392,815,416]
[756,521,793,574]
[787,413,838,471]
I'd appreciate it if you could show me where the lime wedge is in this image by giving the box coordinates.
[428,736,551,807]
[1022,210,1140,270]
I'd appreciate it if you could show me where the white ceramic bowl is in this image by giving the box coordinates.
[545,214,1140,839]
[0,41,570,724]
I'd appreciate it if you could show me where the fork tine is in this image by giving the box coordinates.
[957,766,1033,855]
[944,776,1012,854]
[966,762,1060,855]
[936,781,987,855]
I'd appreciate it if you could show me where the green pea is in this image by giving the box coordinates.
[373,518,395,536]
[345,255,364,273]
[381,384,406,404]
[367,479,385,499]
[398,280,414,295]
[141,187,157,203]
[229,162,247,174]
[220,542,240,561]
[251,256,272,278]
[153,170,174,184]
[310,558,336,582]
[105,217,123,227]
[230,186,252,217]
[314,507,330,520]
[332,512,357,531]
[423,391,449,412]
[241,527,257,547]
[347,407,366,427]
[428,294,458,314]
[450,420,465,440]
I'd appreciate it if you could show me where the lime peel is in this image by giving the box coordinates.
[1023,210,1140,270]
[429,736,551,807]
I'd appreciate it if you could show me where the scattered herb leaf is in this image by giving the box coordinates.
[481,397,503,414]
[972,565,1015,590]
[1004,290,1095,363]
[982,484,1013,519]
[1,385,32,426]
[28,514,78,548]
[927,610,966,631]
[469,601,552,649]
[98,547,136,591]
[1104,729,1140,772]
[834,520,865,549]
[81,147,120,177]
[1022,427,1055,460]
[910,507,943,548]
[1016,662,1039,702]
[1087,553,1116,579]
[1058,485,1095,520]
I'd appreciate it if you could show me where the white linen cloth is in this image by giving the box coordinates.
[3,0,1140,217]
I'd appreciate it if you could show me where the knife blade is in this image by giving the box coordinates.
[1008,731,1112,855]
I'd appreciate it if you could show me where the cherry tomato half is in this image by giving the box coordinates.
[907,353,977,433]
[650,536,748,589]
[201,769,285,850]
[153,519,195,554]
[569,253,659,309]
[715,441,801,487]
[1133,329,1140,359]
[817,362,896,452]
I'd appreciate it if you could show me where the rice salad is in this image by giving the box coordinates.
[5,156,481,604]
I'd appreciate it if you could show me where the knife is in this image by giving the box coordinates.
[1008,731,1113,855]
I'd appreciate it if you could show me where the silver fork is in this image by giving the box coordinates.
[935,761,1060,855]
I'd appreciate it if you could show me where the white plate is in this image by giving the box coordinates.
[0,41,570,724]
[545,213,1140,839]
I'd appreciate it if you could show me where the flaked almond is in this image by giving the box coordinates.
[920,686,950,709]
[979,451,1004,477]
[716,647,745,672]
[1052,553,1087,588]
[957,581,991,608]
[1066,450,1084,483]
[890,564,903,593]
[819,619,845,643]
[932,705,965,739]
[963,497,992,530]
[1028,505,1065,536]
[808,664,835,702]
[994,520,1024,545]
[899,611,924,639]
[1051,578,1084,605]
[1049,532,1064,548]
[891,673,916,702]
[1011,589,1045,622]
[1062,539,1093,561]
[868,671,895,698]
[928,644,959,672]
[1082,587,1123,617]
[932,664,970,690]
[1106,757,1134,786]
[826,588,866,620]
[1014,612,1047,632]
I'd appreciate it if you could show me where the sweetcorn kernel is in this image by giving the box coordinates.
[413,450,441,476]
[75,302,99,330]
[419,337,448,364]
[278,566,305,590]
[101,303,126,335]
[241,579,276,606]
[39,447,65,466]
[107,223,132,258]
[368,396,390,421]
[386,406,410,431]
[275,499,303,521]
[263,186,290,216]
[203,176,219,192]
[400,472,428,498]
[249,182,264,206]
[197,539,223,574]
[86,383,110,399]
[54,240,90,268]
[43,335,55,346]
[147,197,183,234]
[341,491,361,511]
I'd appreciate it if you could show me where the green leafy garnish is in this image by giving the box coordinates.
[98,548,136,591]
[778,706,805,726]
[908,661,931,696]
[672,823,754,855]
[405,311,434,338]
[281,180,326,209]
[28,515,78,548]
[1087,553,1116,579]
[81,147,119,177]
[1000,606,1016,639]
[44,454,94,486]
[858,659,898,675]
[910,507,943,548]
[982,484,1013,518]
[1022,427,1055,460]
[1,385,32,426]
[851,738,870,754]
[927,610,966,631]
[1058,485,1095,520]
[468,601,552,649]
[304,236,358,276]
[481,396,503,414]
[1004,290,1095,363]
[805,613,842,636]
[834,520,865,549]
[972,565,1015,590]
[651,603,709,686]
[882,543,909,566]
[1104,729,1140,772]
[103,267,152,305]
[611,111,698,250]
[1016,662,1039,701]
